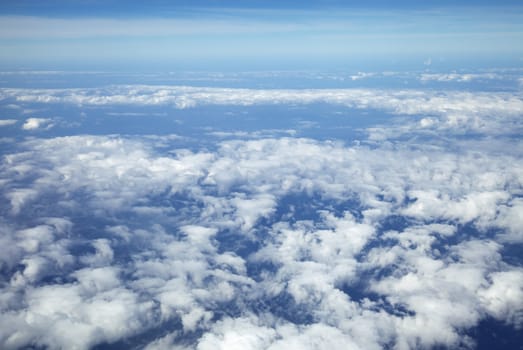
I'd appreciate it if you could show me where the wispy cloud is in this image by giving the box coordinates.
[419,72,504,82]
[0,119,17,126]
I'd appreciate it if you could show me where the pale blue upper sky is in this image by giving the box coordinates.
[0,0,522,70]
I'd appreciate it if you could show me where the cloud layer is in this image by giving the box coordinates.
[1,130,522,349]
[2,84,522,137]
[1,69,522,349]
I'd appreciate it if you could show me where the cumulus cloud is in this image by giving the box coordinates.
[0,70,522,349]
[478,270,523,327]
[21,117,53,131]
[495,198,523,243]
[0,130,521,349]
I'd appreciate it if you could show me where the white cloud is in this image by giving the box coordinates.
[0,119,17,127]
[495,198,523,243]
[21,118,53,131]
[478,270,523,327]
[419,72,504,82]
[18,283,156,350]
[6,85,521,118]
[3,85,522,138]
[3,66,523,349]
[6,188,39,215]
[231,194,277,231]
[197,316,278,350]
[401,190,510,224]
[79,239,114,267]
[3,61,522,350]
[349,72,375,81]
[197,316,368,350]
[0,114,522,349]
[208,129,297,139]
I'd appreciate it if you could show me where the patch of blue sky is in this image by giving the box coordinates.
[2,0,523,16]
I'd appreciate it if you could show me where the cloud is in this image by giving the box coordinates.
[1,69,522,349]
[349,72,375,81]
[196,316,367,350]
[419,73,504,82]
[12,280,157,349]
[0,119,17,127]
[3,85,522,137]
[495,198,523,243]
[478,270,523,327]
[0,130,522,349]
[5,85,521,116]
[207,129,297,139]
[5,188,39,215]
[21,118,53,131]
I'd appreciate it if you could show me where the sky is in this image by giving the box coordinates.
[1,0,523,70]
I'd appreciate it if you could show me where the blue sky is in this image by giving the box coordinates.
[0,0,522,70]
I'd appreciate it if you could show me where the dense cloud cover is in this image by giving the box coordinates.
[0,75,522,349]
